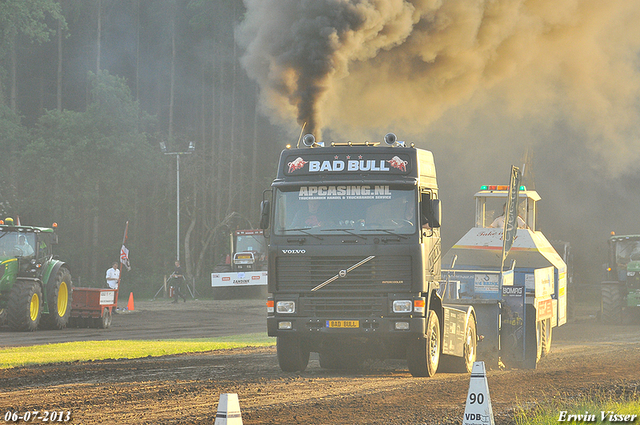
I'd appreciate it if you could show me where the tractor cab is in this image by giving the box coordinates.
[606,235,640,290]
[474,184,539,230]
[0,221,57,277]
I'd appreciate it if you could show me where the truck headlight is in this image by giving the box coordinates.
[276,301,295,314]
[392,300,412,313]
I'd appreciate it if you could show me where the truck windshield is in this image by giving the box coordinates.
[236,234,266,254]
[273,185,417,235]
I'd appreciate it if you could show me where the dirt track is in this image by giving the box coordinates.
[1,299,640,425]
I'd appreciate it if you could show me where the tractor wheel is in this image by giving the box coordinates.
[541,318,553,357]
[439,314,477,373]
[276,336,310,372]
[601,284,622,325]
[0,307,7,326]
[42,267,72,330]
[407,311,440,377]
[7,280,42,331]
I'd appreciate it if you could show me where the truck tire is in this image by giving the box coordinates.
[42,267,72,330]
[541,318,552,357]
[407,311,440,377]
[7,280,42,332]
[439,314,477,373]
[601,284,622,325]
[277,336,310,372]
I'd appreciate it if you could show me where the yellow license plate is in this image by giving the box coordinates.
[326,320,359,328]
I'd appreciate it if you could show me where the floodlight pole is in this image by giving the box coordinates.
[175,153,180,262]
[161,142,195,263]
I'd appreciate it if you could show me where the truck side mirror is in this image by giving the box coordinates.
[429,199,441,228]
[259,200,271,230]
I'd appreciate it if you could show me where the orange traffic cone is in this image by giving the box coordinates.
[127,292,135,311]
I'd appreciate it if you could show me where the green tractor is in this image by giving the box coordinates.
[0,218,72,331]
[601,234,640,325]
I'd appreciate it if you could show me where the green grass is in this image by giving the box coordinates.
[0,333,275,369]
[514,391,640,424]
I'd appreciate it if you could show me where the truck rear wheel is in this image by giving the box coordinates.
[601,284,622,325]
[42,267,72,329]
[7,280,42,331]
[277,336,310,372]
[407,311,440,377]
[439,314,477,373]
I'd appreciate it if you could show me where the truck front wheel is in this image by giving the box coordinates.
[7,280,42,331]
[277,336,310,372]
[42,267,72,329]
[407,311,440,377]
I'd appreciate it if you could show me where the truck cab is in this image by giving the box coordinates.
[261,134,476,377]
[231,229,267,272]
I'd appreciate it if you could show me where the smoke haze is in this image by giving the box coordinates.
[238,0,640,289]
[239,0,640,172]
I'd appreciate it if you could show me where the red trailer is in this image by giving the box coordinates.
[69,287,117,329]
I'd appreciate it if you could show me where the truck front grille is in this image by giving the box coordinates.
[275,255,412,293]
[301,295,386,317]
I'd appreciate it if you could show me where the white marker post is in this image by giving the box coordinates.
[214,393,243,425]
[462,361,495,425]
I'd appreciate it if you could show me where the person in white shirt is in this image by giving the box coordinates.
[106,262,120,289]
[490,203,527,229]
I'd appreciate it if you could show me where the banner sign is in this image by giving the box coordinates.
[284,153,411,176]
[502,166,521,269]
[297,185,392,201]
[211,271,268,287]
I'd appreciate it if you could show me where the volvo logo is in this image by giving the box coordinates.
[281,249,306,254]
[338,269,347,278]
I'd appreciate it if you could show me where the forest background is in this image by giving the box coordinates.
[0,0,280,295]
[2,0,639,299]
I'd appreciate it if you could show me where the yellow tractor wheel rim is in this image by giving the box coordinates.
[30,292,40,322]
[58,281,69,316]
